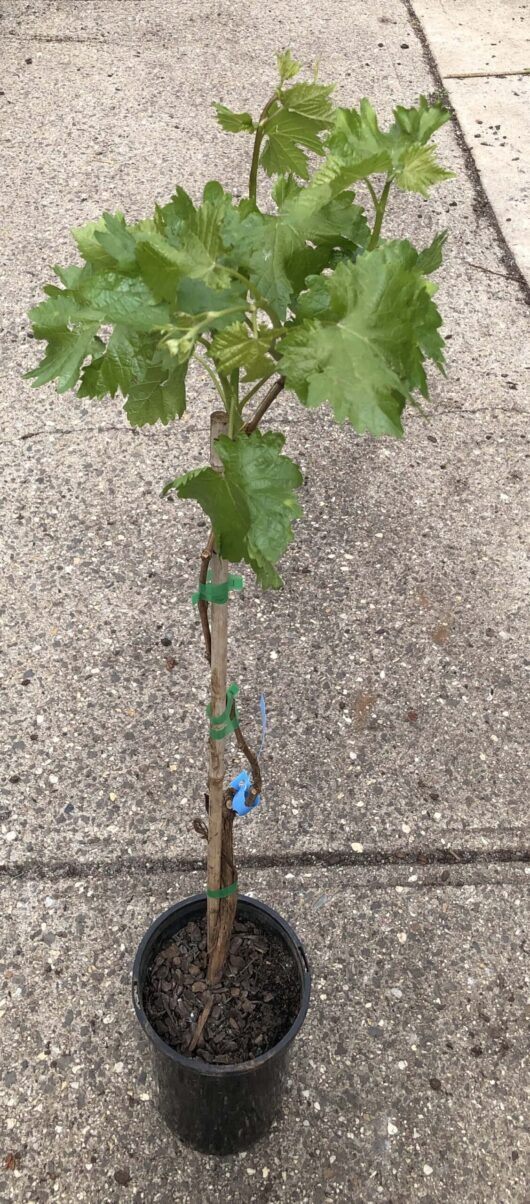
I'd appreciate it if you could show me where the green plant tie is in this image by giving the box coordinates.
[192,573,243,606]
[207,682,240,741]
[207,880,239,900]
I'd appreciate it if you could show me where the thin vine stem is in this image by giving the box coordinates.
[248,95,278,204]
[368,177,393,250]
[240,376,269,409]
[192,350,227,406]
[365,178,379,214]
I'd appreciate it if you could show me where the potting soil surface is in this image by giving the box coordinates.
[144,915,301,1064]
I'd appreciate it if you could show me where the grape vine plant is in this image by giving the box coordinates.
[26,50,454,984]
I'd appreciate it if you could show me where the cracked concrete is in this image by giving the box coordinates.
[0,0,529,1200]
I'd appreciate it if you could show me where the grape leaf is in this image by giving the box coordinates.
[52,263,88,289]
[163,430,303,587]
[72,217,119,267]
[287,149,388,221]
[302,192,370,247]
[78,328,153,398]
[75,272,170,330]
[210,322,275,380]
[272,173,302,208]
[155,186,196,241]
[281,81,334,123]
[76,347,109,399]
[125,353,188,426]
[415,230,447,275]
[260,107,328,179]
[135,233,191,301]
[225,180,369,320]
[276,49,302,84]
[329,100,392,163]
[175,278,248,331]
[327,97,453,197]
[214,103,255,133]
[94,211,137,270]
[138,185,233,300]
[279,241,445,436]
[392,95,450,144]
[25,327,101,392]
[223,206,304,320]
[193,185,233,258]
[28,290,99,333]
[395,143,455,197]
[283,244,331,295]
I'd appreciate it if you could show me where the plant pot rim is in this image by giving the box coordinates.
[132,891,311,1078]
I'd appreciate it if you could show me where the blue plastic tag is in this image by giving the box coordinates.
[229,770,262,817]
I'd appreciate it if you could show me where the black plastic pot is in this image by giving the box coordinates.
[132,892,311,1155]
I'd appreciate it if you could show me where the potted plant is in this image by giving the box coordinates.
[25,50,453,1153]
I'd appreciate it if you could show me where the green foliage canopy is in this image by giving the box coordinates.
[26,53,454,587]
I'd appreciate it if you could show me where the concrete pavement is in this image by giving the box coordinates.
[1,1,529,1201]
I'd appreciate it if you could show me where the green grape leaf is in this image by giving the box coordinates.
[283,244,332,296]
[328,100,392,163]
[76,349,109,399]
[25,327,101,392]
[28,290,99,334]
[164,430,303,587]
[288,149,388,221]
[125,354,188,426]
[94,211,137,270]
[137,230,230,301]
[75,271,170,330]
[272,173,302,208]
[395,142,455,197]
[392,95,450,144]
[279,241,445,436]
[301,191,370,247]
[78,328,153,398]
[71,219,135,273]
[281,81,335,123]
[225,180,369,320]
[193,186,233,258]
[175,278,248,331]
[135,233,190,301]
[276,49,302,84]
[214,103,255,133]
[327,97,454,198]
[72,217,122,268]
[155,186,196,241]
[416,230,447,275]
[139,185,233,299]
[52,263,88,289]
[210,321,275,381]
[260,107,327,179]
[223,207,303,320]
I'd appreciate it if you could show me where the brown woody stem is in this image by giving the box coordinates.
[198,530,215,664]
[244,376,285,435]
